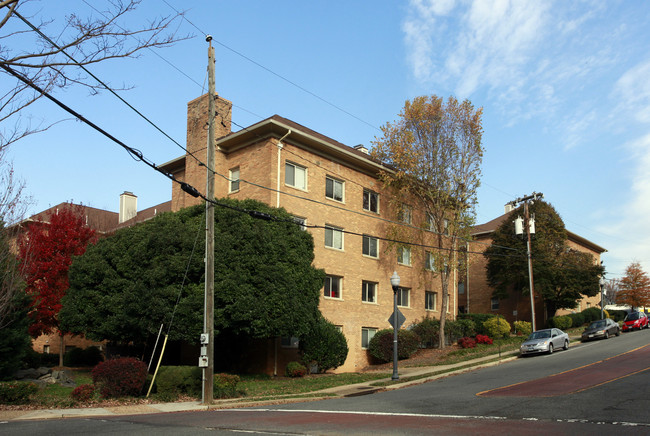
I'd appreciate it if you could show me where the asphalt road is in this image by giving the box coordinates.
[3,329,650,435]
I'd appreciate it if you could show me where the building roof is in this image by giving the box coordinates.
[472,211,607,254]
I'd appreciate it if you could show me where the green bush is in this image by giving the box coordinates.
[368,329,420,363]
[285,362,307,378]
[0,291,32,380]
[214,373,241,398]
[91,357,147,398]
[609,310,627,322]
[568,312,585,328]
[156,366,202,399]
[459,313,495,335]
[581,307,601,323]
[299,316,348,373]
[549,315,572,330]
[0,381,38,404]
[411,318,439,348]
[482,317,511,339]
[513,320,532,336]
[64,346,103,367]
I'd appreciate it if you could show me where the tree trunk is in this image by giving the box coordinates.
[59,331,64,367]
[438,269,449,349]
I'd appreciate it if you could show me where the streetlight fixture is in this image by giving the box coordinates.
[600,277,606,320]
[390,271,400,381]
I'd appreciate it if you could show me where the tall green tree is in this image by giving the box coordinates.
[372,95,484,349]
[484,201,604,321]
[60,198,325,348]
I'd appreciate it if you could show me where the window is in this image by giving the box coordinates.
[43,345,50,354]
[425,291,437,311]
[285,162,306,190]
[324,275,341,299]
[326,176,344,202]
[458,282,465,294]
[397,287,410,307]
[292,216,306,231]
[491,297,500,310]
[361,327,377,348]
[362,235,378,258]
[362,281,377,303]
[398,246,411,265]
[325,225,343,250]
[363,189,379,213]
[281,337,299,348]
[425,251,436,271]
[399,204,412,224]
[229,167,240,192]
[426,213,435,232]
[443,218,449,235]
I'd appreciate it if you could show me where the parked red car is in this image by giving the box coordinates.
[622,312,648,332]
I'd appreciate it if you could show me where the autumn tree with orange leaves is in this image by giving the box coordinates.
[617,262,650,309]
[18,204,96,366]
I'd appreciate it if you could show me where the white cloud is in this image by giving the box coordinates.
[614,60,650,124]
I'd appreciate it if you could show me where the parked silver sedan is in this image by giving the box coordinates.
[520,328,570,356]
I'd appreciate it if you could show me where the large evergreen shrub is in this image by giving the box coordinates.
[299,316,348,373]
[368,329,420,363]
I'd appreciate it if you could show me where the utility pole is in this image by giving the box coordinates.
[509,192,543,332]
[202,35,216,404]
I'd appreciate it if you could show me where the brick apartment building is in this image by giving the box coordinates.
[160,93,458,373]
[467,205,606,328]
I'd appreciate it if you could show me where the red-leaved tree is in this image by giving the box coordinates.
[617,262,650,309]
[18,204,96,366]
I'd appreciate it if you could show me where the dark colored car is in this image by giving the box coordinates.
[581,318,620,341]
[622,311,648,332]
[520,328,570,356]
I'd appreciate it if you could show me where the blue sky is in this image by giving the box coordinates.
[4,1,650,280]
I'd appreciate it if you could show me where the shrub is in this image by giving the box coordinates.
[568,312,584,328]
[475,334,493,345]
[513,321,532,337]
[581,307,601,323]
[22,349,58,369]
[456,319,477,338]
[65,346,103,367]
[285,361,307,378]
[457,337,477,348]
[71,383,96,403]
[549,315,572,330]
[214,373,241,398]
[411,318,439,348]
[156,366,202,399]
[482,317,511,339]
[0,381,38,404]
[368,329,420,363]
[299,316,348,373]
[91,357,147,398]
[459,313,495,335]
[609,310,627,322]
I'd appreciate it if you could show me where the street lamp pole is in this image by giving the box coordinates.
[390,271,400,381]
[600,277,606,320]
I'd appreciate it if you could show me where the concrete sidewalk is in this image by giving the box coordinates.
[0,351,519,422]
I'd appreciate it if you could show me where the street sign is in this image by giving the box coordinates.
[388,309,406,329]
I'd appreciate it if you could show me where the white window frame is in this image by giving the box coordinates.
[292,216,306,231]
[425,251,436,271]
[399,204,412,224]
[398,246,411,266]
[325,225,343,250]
[426,213,435,232]
[325,176,344,202]
[491,297,500,310]
[324,275,342,299]
[362,235,378,258]
[425,291,437,311]
[363,189,379,213]
[285,161,307,190]
[229,167,240,193]
[361,327,377,349]
[362,280,377,303]
[397,287,410,308]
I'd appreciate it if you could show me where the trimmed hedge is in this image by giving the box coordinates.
[368,329,420,363]
[91,357,147,398]
[549,315,572,330]
[156,366,202,399]
[458,313,495,335]
[285,362,307,378]
[299,316,348,373]
[513,320,532,336]
[64,346,103,367]
[581,307,602,323]
[482,317,511,339]
[0,381,38,404]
